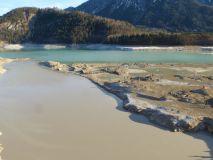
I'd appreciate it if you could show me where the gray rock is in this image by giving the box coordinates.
[204,117,213,133]
[191,89,209,96]
[207,98,213,107]
[39,61,74,72]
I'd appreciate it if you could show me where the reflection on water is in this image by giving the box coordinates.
[0,62,212,160]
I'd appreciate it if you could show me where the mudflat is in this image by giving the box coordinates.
[0,61,212,160]
[41,62,213,133]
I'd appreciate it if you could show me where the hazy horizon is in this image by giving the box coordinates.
[0,0,87,16]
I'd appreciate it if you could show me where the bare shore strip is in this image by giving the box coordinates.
[40,61,213,134]
[0,58,29,75]
[0,43,213,52]
[0,58,14,75]
[1,58,212,134]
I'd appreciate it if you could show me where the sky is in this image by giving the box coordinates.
[0,0,87,15]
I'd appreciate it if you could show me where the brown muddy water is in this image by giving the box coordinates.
[0,61,212,160]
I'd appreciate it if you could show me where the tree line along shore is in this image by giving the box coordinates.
[0,8,212,46]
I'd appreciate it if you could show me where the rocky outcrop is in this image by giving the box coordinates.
[113,92,204,132]
[169,89,211,106]
[204,118,213,133]
[39,61,97,75]
[39,61,74,73]
[93,81,205,132]
[131,74,157,82]
[207,98,213,107]
[101,65,129,76]
[72,64,94,74]
[105,84,212,133]
[115,65,129,76]
[40,61,213,134]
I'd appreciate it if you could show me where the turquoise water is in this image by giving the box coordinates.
[0,49,213,64]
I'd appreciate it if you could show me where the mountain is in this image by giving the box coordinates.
[197,0,213,5]
[0,7,212,45]
[0,8,137,43]
[0,7,38,43]
[66,7,75,11]
[70,0,151,25]
[70,0,213,32]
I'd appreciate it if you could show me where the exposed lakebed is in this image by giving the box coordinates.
[0,61,212,160]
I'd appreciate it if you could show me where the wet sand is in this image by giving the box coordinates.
[0,61,212,160]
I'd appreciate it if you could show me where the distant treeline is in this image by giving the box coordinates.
[105,33,213,46]
[0,8,137,44]
[29,9,137,44]
[0,8,212,46]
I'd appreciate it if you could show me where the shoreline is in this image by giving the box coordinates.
[0,58,30,75]
[0,43,213,52]
[40,61,213,134]
[0,58,14,75]
[0,60,212,159]
[1,58,213,134]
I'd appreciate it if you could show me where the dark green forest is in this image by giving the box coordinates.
[0,8,212,45]
[29,9,137,43]
[0,8,137,43]
[105,33,213,46]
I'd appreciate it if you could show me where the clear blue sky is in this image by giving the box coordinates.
[0,0,87,15]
